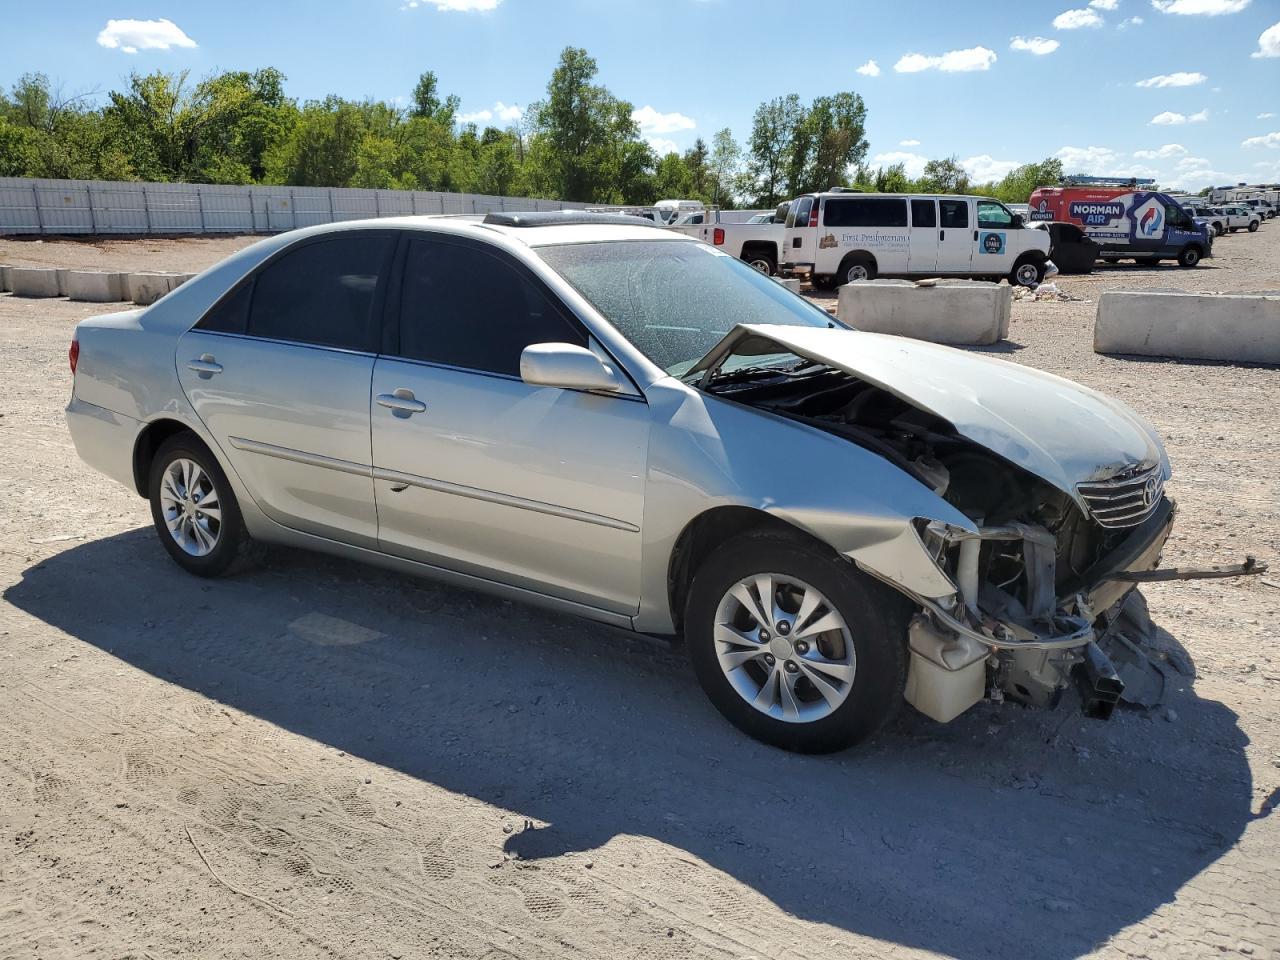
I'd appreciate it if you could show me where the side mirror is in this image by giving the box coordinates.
[1012,213,1025,228]
[520,342,625,393]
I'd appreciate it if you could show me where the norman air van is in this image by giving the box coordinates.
[781,191,1052,288]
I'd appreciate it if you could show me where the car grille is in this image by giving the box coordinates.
[1077,465,1165,530]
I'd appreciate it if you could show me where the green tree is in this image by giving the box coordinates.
[919,155,970,194]
[708,127,740,207]
[989,157,1063,204]
[746,94,803,206]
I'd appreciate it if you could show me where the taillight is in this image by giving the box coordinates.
[69,337,79,375]
[808,207,819,227]
[713,227,724,245]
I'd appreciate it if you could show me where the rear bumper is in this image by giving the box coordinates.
[66,396,142,493]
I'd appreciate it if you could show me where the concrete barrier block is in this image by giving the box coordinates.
[9,267,62,298]
[836,279,1011,346]
[169,272,197,290]
[55,268,70,296]
[774,277,802,294]
[66,270,127,303]
[0,265,12,292]
[1095,290,1280,364]
[126,272,176,306]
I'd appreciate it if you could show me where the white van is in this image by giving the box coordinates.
[781,191,1053,288]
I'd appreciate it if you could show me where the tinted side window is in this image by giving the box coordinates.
[786,197,813,228]
[910,199,937,228]
[197,281,252,335]
[939,200,969,229]
[823,198,908,228]
[398,239,586,377]
[977,201,1013,228]
[247,235,393,351]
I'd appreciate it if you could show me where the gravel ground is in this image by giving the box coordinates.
[1,226,1278,960]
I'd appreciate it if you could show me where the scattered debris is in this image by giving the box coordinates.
[1012,282,1089,303]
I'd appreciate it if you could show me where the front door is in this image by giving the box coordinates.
[370,237,650,615]
[975,200,1018,274]
[176,232,395,548]
[937,198,974,273]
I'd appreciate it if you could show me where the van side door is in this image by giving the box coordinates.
[783,196,816,275]
[907,198,938,273]
[936,198,974,273]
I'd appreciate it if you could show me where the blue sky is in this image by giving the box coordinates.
[8,0,1280,189]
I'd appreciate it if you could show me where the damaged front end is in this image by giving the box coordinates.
[689,323,1267,723]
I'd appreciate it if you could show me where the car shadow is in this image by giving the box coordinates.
[5,529,1252,960]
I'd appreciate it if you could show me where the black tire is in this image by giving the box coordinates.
[837,254,877,284]
[811,274,837,290]
[741,249,777,276]
[1248,220,1259,233]
[1009,257,1046,287]
[148,433,258,577]
[685,532,910,753]
[1177,245,1202,268]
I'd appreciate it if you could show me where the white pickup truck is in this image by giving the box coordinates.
[666,207,788,275]
[1216,205,1261,233]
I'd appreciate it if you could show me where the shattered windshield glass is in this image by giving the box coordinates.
[536,240,838,377]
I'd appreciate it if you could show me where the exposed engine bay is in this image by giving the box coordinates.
[703,355,1263,722]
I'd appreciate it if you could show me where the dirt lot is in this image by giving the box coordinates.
[1,228,1278,960]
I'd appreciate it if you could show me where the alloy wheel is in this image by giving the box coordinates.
[713,573,856,723]
[159,457,222,557]
[1015,262,1040,286]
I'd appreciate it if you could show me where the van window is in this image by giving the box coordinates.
[786,197,813,228]
[939,200,969,229]
[977,201,1014,228]
[910,199,937,228]
[823,198,908,228]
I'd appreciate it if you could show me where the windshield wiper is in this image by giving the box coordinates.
[691,359,826,388]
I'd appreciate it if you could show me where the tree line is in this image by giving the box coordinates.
[0,46,1062,208]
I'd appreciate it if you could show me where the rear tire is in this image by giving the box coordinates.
[1177,245,1202,268]
[148,434,258,577]
[685,532,909,753]
[741,250,777,276]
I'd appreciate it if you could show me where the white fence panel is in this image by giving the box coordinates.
[0,176,575,235]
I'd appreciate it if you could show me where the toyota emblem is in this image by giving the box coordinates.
[1142,474,1160,507]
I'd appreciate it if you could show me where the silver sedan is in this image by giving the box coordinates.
[67,211,1212,752]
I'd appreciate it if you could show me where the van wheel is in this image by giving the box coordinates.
[685,533,909,753]
[1177,246,1202,268]
[838,254,876,284]
[1010,258,1045,287]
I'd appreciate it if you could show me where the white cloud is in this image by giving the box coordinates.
[1136,71,1206,87]
[1054,8,1104,28]
[1119,15,1145,26]
[1151,0,1249,14]
[1242,131,1280,148]
[95,18,196,53]
[632,105,696,135]
[457,101,522,126]
[1150,108,1209,124]
[1133,143,1189,158]
[963,155,1022,182]
[1252,21,1280,57]
[1258,112,1277,119]
[1175,156,1212,170]
[402,0,501,9]
[1010,36,1060,54]
[855,59,881,76]
[899,138,921,146]
[870,151,929,177]
[646,137,679,155]
[1055,144,1124,172]
[893,46,997,72]
[1090,0,1119,8]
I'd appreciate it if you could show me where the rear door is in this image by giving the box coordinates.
[369,236,650,614]
[907,198,938,273]
[975,200,1018,274]
[784,195,816,272]
[936,198,974,273]
[176,232,395,548]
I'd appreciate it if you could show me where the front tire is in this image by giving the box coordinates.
[685,533,909,753]
[1009,258,1045,287]
[148,434,256,577]
[1248,220,1259,233]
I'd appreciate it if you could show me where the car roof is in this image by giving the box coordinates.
[796,191,1002,203]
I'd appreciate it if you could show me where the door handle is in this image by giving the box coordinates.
[376,389,426,417]
[939,230,945,241]
[974,230,979,241]
[186,354,222,377]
